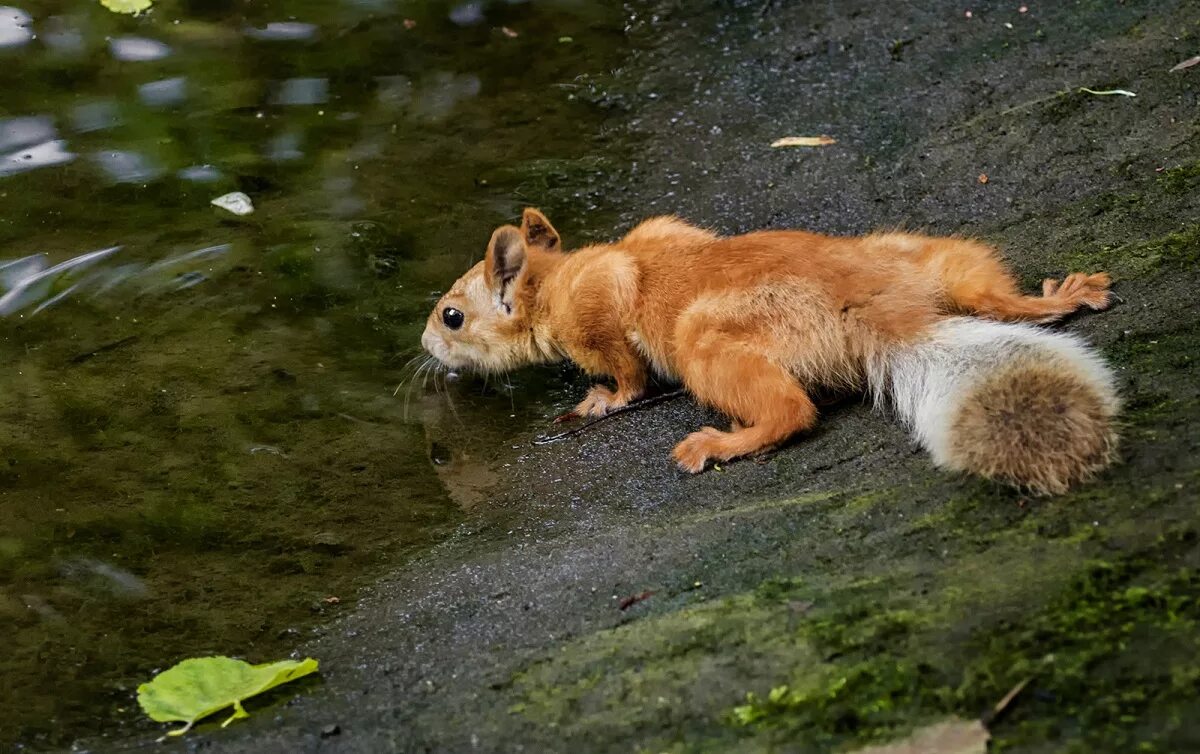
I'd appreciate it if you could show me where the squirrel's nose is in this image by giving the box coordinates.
[421,327,444,358]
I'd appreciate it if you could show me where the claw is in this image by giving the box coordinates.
[553,410,581,424]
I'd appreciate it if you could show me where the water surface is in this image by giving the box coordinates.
[0,0,627,746]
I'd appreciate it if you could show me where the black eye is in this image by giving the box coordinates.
[442,307,464,330]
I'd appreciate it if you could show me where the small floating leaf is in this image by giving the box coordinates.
[100,0,154,14]
[137,656,319,737]
[1078,87,1136,97]
[211,191,255,216]
[770,135,837,148]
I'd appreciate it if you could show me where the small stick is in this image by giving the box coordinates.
[69,335,139,364]
[533,389,687,446]
[985,677,1032,726]
[618,590,654,610]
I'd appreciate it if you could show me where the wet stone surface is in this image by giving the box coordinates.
[4,0,1200,752]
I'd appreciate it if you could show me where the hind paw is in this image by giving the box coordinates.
[672,426,726,473]
[1042,271,1112,311]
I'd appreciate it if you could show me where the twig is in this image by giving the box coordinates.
[69,335,139,364]
[985,677,1032,726]
[618,590,654,610]
[532,389,687,446]
[954,88,1071,132]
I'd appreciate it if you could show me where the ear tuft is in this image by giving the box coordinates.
[486,225,527,289]
[520,208,561,251]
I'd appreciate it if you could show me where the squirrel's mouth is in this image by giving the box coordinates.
[420,331,466,370]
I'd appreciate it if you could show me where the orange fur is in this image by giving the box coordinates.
[422,209,1112,475]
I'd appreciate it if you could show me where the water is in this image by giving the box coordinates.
[0,0,628,747]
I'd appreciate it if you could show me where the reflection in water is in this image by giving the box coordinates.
[138,77,188,108]
[108,35,172,62]
[60,558,150,600]
[450,2,487,27]
[0,243,239,315]
[93,148,164,183]
[0,0,626,747]
[41,14,86,55]
[0,246,120,315]
[273,76,330,106]
[0,6,32,48]
[0,115,54,152]
[0,138,75,176]
[71,100,122,132]
[177,163,223,183]
[413,71,483,120]
[266,130,305,162]
[245,21,319,41]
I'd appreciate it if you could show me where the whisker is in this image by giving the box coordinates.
[404,356,435,420]
[437,366,463,427]
[386,344,423,365]
[393,353,428,395]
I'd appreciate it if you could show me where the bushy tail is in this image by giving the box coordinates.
[870,317,1119,495]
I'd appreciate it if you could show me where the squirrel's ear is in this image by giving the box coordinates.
[520,207,561,251]
[485,225,527,303]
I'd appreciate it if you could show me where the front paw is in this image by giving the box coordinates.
[574,385,629,418]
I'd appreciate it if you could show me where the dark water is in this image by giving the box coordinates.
[0,0,628,747]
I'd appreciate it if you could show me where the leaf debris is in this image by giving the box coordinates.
[849,718,989,754]
[1170,55,1200,73]
[137,656,319,738]
[771,135,837,148]
[100,0,154,14]
[1078,87,1136,97]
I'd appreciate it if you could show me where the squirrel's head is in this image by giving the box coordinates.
[421,208,562,373]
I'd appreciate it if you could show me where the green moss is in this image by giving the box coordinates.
[730,531,1200,753]
[688,490,837,523]
[731,660,944,743]
[959,542,1200,753]
[1069,224,1200,277]
[1158,161,1200,195]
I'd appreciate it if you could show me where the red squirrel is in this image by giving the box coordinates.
[421,209,1118,495]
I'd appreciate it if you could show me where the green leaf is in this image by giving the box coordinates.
[137,656,319,737]
[99,0,154,15]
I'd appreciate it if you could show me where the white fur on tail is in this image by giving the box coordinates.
[869,317,1119,471]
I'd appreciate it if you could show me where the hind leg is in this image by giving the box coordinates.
[918,237,1112,322]
[672,337,817,473]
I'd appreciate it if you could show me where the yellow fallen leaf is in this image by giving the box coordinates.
[849,718,989,754]
[1170,55,1200,73]
[771,135,837,148]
